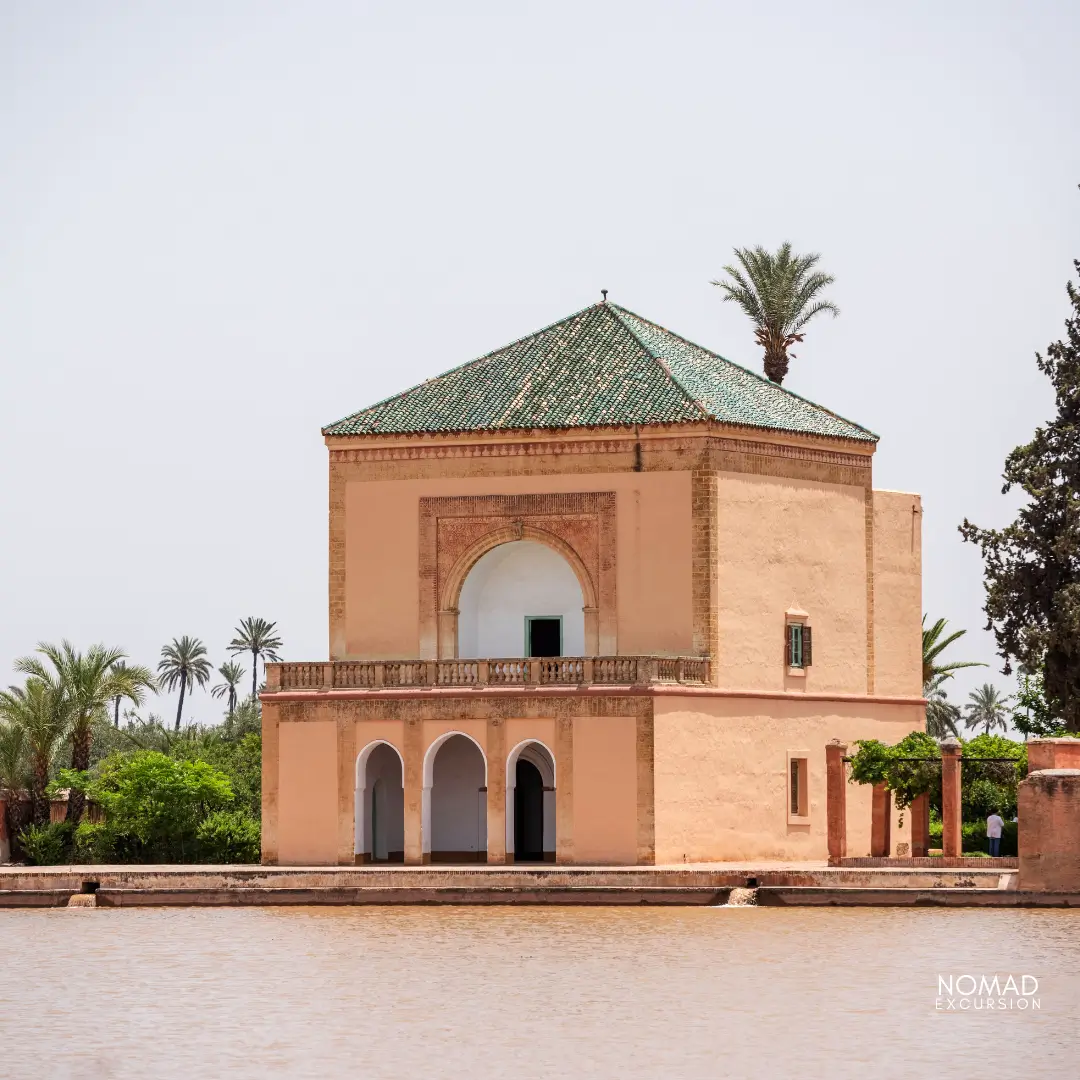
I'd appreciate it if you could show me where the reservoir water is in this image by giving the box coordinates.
[1,906,1078,1078]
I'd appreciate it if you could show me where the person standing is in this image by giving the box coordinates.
[986,810,1005,857]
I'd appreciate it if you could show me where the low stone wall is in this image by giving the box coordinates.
[1019,769,1080,892]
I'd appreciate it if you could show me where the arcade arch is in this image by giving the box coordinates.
[422,732,488,863]
[354,741,404,863]
[505,740,556,863]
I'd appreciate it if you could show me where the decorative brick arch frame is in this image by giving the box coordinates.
[419,492,617,659]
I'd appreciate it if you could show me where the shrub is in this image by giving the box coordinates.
[84,750,235,862]
[196,810,261,863]
[18,821,73,865]
[73,820,113,863]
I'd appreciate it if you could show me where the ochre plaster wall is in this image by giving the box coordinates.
[341,471,692,659]
[572,714,638,864]
[872,490,923,697]
[277,720,338,865]
[715,472,868,694]
[651,696,921,862]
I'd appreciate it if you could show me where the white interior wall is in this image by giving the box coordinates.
[458,540,585,658]
[430,735,487,854]
[366,743,404,858]
[356,742,404,858]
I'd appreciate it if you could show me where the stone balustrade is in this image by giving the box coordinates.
[265,656,710,692]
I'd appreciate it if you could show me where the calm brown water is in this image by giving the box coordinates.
[2,906,1079,1078]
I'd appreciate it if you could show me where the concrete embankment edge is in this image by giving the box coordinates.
[3,886,1079,908]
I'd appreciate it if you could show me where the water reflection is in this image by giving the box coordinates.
[1,907,1078,1078]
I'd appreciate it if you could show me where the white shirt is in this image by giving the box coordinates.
[987,814,1005,838]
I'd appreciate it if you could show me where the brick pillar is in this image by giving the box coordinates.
[941,738,963,858]
[555,712,574,864]
[1019,769,1080,891]
[910,793,930,857]
[486,718,507,864]
[826,740,847,865]
[403,718,424,866]
[870,784,892,857]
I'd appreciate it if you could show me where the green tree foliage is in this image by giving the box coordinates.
[964,683,1013,735]
[922,615,985,685]
[0,678,70,823]
[228,617,282,703]
[0,716,30,795]
[18,821,73,865]
[850,731,1026,829]
[211,660,246,718]
[196,810,261,863]
[961,261,1080,731]
[711,243,839,384]
[1010,670,1065,737]
[61,751,235,862]
[157,636,212,732]
[849,731,941,816]
[924,673,961,739]
[15,641,155,822]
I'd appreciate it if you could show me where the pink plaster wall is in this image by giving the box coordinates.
[277,720,338,865]
[572,714,637,864]
[715,472,868,694]
[652,695,920,862]
[873,491,922,697]
[341,472,693,659]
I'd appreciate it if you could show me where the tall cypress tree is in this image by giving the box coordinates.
[961,259,1080,730]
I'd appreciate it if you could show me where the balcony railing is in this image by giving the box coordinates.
[265,656,710,692]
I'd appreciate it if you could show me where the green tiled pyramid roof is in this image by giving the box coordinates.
[323,302,876,443]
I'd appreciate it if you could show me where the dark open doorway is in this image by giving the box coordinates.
[526,617,562,657]
[514,759,545,861]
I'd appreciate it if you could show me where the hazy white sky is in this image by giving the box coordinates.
[2,2,1078,727]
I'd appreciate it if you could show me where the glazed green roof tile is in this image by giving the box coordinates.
[323,302,877,443]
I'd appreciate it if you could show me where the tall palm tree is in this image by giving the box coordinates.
[228,617,283,703]
[157,637,213,732]
[924,673,961,740]
[965,683,1013,735]
[922,615,985,685]
[211,660,246,718]
[712,243,839,384]
[16,642,155,822]
[0,679,71,824]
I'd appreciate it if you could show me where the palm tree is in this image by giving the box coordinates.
[228,617,283,703]
[111,660,136,727]
[965,683,1013,735]
[922,615,985,686]
[157,637,213,732]
[0,715,30,796]
[712,243,839,384]
[211,660,246,718]
[924,673,961,740]
[0,679,71,824]
[16,642,155,822]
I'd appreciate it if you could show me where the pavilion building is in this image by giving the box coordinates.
[260,299,923,865]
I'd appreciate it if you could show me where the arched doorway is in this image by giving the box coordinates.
[506,741,556,863]
[354,741,404,864]
[423,733,488,863]
[457,540,586,658]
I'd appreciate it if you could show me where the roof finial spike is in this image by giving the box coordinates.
[601,289,608,303]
